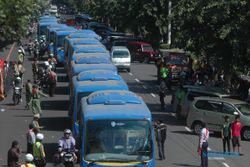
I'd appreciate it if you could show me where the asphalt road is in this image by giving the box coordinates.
[0,48,249,167]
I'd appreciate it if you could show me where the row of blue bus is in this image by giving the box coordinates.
[39,15,155,167]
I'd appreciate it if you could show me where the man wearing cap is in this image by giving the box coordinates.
[21,154,36,167]
[33,133,46,167]
[31,114,43,132]
[17,49,24,64]
[31,85,47,116]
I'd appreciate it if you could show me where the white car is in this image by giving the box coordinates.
[111,46,131,72]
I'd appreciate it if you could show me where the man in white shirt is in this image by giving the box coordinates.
[197,122,209,167]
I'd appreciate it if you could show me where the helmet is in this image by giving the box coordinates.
[25,154,34,162]
[16,77,21,80]
[44,61,49,66]
[64,129,71,134]
[49,53,54,57]
[36,133,44,140]
[18,49,22,53]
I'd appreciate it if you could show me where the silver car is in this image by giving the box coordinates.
[186,97,250,140]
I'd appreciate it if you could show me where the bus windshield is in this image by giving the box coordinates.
[85,120,152,162]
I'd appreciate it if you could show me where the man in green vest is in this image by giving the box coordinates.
[33,133,46,167]
[176,85,186,119]
[21,154,36,167]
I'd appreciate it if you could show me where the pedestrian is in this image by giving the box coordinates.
[154,120,167,160]
[7,140,21,167]
[159,80,167,111]
[221,116,231,153]
[175,85,186,119]
[232,115,242,153]
[155,58,163,84]
[31,114,43,132]
[197,122,209,167]
[25,80,33,109]
[21,154,36,167]
[33,133,46,167]
[47,68,57,97]
[31,85,47,116]
[26,124,36,154]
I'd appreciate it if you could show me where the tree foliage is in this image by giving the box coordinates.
[0,0,49,41]
[172,0,250,76]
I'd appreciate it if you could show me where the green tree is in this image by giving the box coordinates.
[172,0,250,81]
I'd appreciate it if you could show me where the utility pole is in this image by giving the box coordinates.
[167,0,172,46]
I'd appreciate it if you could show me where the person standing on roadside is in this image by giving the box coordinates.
[26,124,36,154]
[7,140,21,167]
[159,80,167,112]
[47,68,57,97]
[33,133,46,167]
[221,116,231,153]
[25,80,33,109]
[232,115,242,153]
[31,114,43,132]
[154,120,167,160]
[197,122,209,167]
[31,85,47,116]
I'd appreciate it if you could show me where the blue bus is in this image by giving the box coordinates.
[39,15,57,21]
[75,90,155,167]
[54,30,77,63]
[45,24,68,43]
[66,31,101,40]
[38,21,58,38]
[70,70,128,134]
[64,38,101,67]
[47,26,75,54]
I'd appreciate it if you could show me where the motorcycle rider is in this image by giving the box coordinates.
[17,49,24,64]
[13,75,23,102]
[48,54,57,72]
[57,129,77,162]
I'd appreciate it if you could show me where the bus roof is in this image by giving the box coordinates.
[72,76,128,93]
[71,52,110,61]
[68,38,101,46]
[74,56,111,64]
[77,70,118,81]
[72,63,117,75]
[67,33,101,40]
[73,46,107,54]
[81,90,151,120]
[55,30,76,36]
[71,29,96,35]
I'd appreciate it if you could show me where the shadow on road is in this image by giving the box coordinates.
[55,86,69,95]
[57,75,69,83]
[40,117,70,131]
[41,100,69,111]
[43,142,57,163]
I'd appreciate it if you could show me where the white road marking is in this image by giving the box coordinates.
[128,72,133,76]
[142,85,147,89]
[208,157,225,160]
[150,93,156,98]
[185,127,191,132]
[135,78,141,83]
[208,147,212,151]
[52,136,54,139]
[25,120,28,122]
[0,109,4,112]
[222,162,230,167]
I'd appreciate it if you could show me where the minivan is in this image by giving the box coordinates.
[187,97,250,140]
[111,46,131,72]
[172,85,237,119]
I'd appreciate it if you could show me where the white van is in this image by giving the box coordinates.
[49,5,58,14]
[111,46,131,72]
